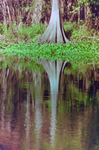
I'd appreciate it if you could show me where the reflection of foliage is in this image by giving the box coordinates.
[2,57,44,73]
[57,98,97,150]
[0,60,8,69]
[0,58,98,150]
[43,100,51,109]
[0,58,44,117]
[62,63,98,107]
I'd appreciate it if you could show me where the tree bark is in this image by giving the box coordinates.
[78,4,80,24]
[40,0,70,44]
[2,0,7,24]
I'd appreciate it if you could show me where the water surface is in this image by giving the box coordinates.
[0,59,99,150]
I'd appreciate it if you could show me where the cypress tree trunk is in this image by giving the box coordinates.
[40,0,70,44]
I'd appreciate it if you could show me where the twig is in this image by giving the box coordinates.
[80,36,99,41]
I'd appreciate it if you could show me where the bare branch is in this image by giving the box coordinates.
[80,36,99,41]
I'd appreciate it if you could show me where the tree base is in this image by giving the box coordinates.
[39,23,70,45]
[39,8,70,45]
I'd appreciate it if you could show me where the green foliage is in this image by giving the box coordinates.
[18,24,45,41]
[2,24,8,35]
[64,21,77,39]
[2,23,46,43]
[0,22,99,67]
[77,0,90,6]
[0,24,4,34]
[0,40,99,67]
[63,21,96,44]
[71,24,89,40]
[21,0,35,11]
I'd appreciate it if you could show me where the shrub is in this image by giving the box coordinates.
[18,24,46,41]
[0,24,4,34]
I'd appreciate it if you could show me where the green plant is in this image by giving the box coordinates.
[18,24,45,41]
[63,21,77,39]
[0,24,4,34]
[0,23,46,43]
[0,40,99,67]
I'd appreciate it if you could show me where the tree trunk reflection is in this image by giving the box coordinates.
[41,59,67,145]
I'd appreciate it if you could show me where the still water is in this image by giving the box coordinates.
[0,58,99,150]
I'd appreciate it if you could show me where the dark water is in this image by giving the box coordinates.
[0,59,99,150]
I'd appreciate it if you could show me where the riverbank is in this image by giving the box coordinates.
[0,41,99,64]
[0,22,99,65]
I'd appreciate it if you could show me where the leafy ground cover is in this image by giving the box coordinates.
[0,41,99,64]
[0,22,99,66]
